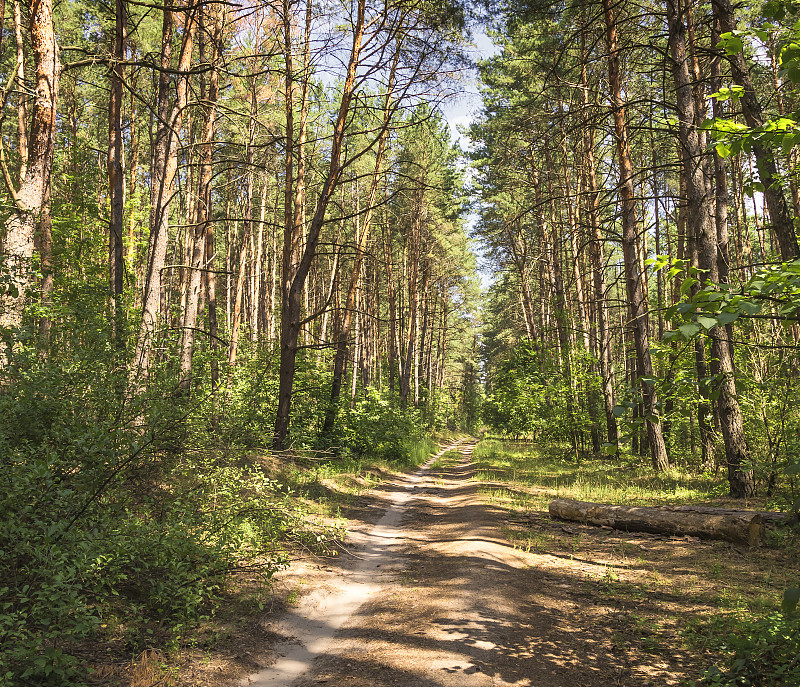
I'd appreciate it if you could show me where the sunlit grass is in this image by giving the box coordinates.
[265,435,440,519]
[471,436,799,680]
[472,438,729,512]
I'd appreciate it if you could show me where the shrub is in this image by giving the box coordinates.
[701,589,800,686]
[0,352,334,684]
[334,390,428,463]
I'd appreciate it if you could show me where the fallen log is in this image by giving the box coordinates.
[548,498,765,546]
[660,505,789,525]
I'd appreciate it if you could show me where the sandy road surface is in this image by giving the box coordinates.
[243,440,635,687]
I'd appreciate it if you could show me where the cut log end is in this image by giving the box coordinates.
[548,498,766,546]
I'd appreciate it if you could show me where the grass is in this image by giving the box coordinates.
[472,438,734,511]
[261,434,439,520]
[470,437,800,684]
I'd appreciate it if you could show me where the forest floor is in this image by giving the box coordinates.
[113,439,794,687]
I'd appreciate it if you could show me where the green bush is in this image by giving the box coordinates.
[702,589,800,686]
[334,390,429,463]
[0,351,333,685]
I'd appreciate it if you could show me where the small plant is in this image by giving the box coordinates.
[701,587,800,686]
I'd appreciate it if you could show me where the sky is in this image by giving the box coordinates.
[440,28,500,291]
[441,28,499,150]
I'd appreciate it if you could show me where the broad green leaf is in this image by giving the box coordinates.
[724,36,743,55]
[739,300,763,315]
[680,277,698,296]
[679,323,701,339]
[753,28,770,42]
[716,311,740,326]
[782,587,800,615]
[697,316,717,330]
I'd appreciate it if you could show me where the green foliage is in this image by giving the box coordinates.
[654,257,800,338]
[483,339,593,443]
[701,594,800,686]
[705,2,800,164]
[330,390,431,464]
[0,340,334,683]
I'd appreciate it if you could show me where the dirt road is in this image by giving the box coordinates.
[241,440,646,687]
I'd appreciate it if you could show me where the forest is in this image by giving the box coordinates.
[0,0,799,684]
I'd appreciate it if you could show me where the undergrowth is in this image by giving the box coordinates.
[472,437,799,686]
[0,345,436,686]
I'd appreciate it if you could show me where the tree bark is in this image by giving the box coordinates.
[712,0,799,261]
[322,49,398,434]
[1,0,59,365]
[603,0,669,471]
[668,0,755,497]
[14,0,28,181]
[580,29,618,447]
[549,498,764,546]
[130,2,196,382]
[178,2,224,394]
[273,0,366,450]
[108,0,126,342]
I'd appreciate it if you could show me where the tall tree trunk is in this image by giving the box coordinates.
[384,209,398,394]
[668,0,754,496]
[178,2,224,393]
[130,2,196,381]
[273,0,366,449]
[603,0,669,471]
[251,176,268,342]
[322,49,398,433]
[37,187,53,346]
[1,0,59,366]
[580,25,618,447]
[13,0,28,181]
[108,0,126,342]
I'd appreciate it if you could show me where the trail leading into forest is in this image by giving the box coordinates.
[243,439,640,687]
[241,440,471,687]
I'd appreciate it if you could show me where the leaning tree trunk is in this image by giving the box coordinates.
[273,0,366,449]
[322,49,398,434]
[711,0,799,261]
[603,0,669,471]
[1,0,60,367]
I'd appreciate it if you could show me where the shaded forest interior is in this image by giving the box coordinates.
[1,0,800,684]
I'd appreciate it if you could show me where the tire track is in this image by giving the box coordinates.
[241,438,472,687]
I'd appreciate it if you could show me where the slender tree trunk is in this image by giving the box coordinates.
[251,176,268,342]
[580,26,618,447]
[178,3,224,393]
[130,3,196,381]
[37,187,53,346]
[273,0,365,449]
[603,0,669,471]
[322,49,398,433]
[13,0,28,181]
[108,0,126,342]
[712,0,798,260]
[384,211,398,394]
